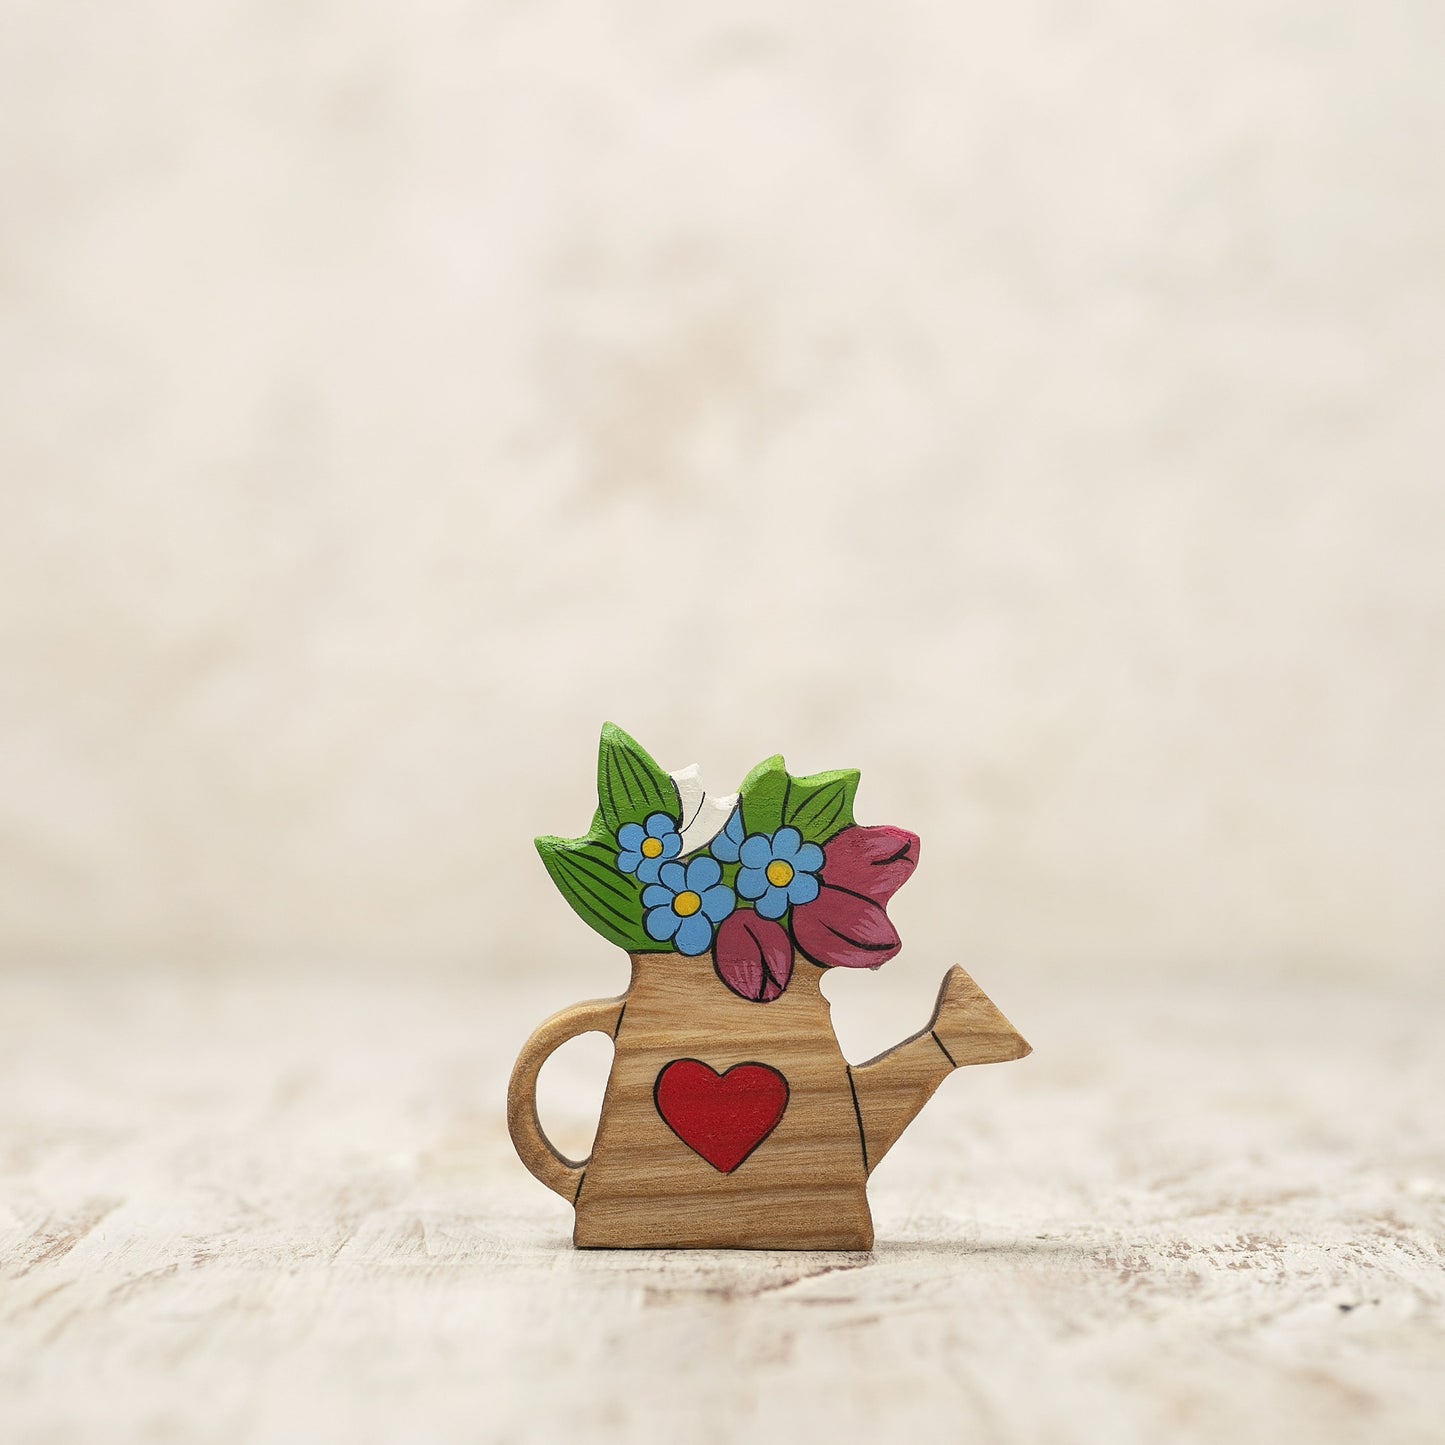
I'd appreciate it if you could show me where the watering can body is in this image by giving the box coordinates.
[508,951,1029,1249]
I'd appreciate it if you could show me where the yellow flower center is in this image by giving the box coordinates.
[766,859,795,888]
[673,890,702,917]
[640,836,665,859]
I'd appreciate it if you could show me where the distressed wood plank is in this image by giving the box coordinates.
[1,969,1442,1445]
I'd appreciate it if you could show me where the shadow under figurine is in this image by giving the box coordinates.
[508,723,1031,1250]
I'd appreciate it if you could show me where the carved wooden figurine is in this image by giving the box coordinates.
[508,724,1031,1250]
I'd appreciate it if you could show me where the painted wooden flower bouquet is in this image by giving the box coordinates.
[507,724,1031,1250]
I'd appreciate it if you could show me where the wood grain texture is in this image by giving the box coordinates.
[507,954,1029,1249]
[2,969,1443,1445]
[507,993,623,1199]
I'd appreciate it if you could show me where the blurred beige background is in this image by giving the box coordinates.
[2,1,1442,984]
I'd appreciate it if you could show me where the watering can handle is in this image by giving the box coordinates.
[507,995,625,1201]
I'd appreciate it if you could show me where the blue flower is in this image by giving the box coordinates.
[643,856,736,955]
[708,805,746,864]
[617,812,682,883]
[736,825,823,920]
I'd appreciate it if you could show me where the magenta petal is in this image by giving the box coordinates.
[715,912,794,1002]
[791,885,902,969]
[820,825,920,904]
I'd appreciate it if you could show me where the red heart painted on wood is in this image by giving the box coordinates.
[654,1059,789,1174]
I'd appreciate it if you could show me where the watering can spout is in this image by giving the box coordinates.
[848,965,1030,1172]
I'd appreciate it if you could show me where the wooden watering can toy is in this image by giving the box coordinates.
[507,724,1032,1250]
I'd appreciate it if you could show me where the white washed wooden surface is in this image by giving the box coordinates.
[2,968,1442,1445]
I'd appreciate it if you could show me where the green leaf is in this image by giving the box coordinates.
[535,831,654,951]
[738,755,860,845]
[534,724,682,953]
[738,754,788,835]
[784,767,860,843]
[596,722,680,832]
